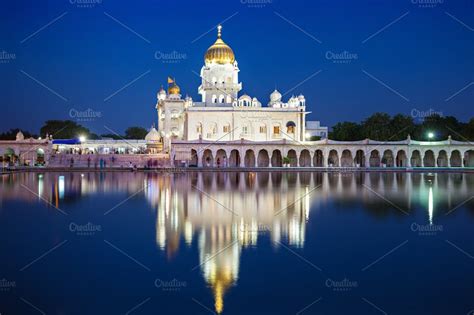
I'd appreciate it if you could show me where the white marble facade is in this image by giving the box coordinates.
[156,25,316,151]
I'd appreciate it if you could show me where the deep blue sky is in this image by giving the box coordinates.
[0,0,473,135]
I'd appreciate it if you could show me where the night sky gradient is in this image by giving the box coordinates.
[0,0,473,135]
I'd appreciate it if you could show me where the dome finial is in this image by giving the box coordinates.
[217,24,222,39]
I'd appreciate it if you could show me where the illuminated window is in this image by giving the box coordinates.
[223,125,230,133]
[273,126,280,134]
[286,121,296,134]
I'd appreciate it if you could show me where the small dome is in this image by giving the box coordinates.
[16,131,24,141]
[168,82,180,95]
[239,94,251,101]
[270,89,282,102]
[145,127,161,142]
[204,25,235,65]
[298,94,305,100]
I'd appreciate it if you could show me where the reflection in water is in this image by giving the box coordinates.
[429,186,434,225]
[1,171,474,313]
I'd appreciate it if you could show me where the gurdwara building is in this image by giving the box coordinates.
[156,25,327,151]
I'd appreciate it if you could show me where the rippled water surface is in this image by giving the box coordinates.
[0,171,473,315]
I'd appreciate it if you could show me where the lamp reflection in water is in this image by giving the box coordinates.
[428,185,434,225]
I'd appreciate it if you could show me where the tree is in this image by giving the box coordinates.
[40,120,91,139]
[414,115,462,141]
[100,133,123,140]
[125,127,148,139]
[463,118,474,141]
[361,113,392,140]
[389,114,416,140]
[330,122,363,141]
[0,128,37,140]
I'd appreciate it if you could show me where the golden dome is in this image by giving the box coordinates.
[168,81,180,95]
[205,25,235,65]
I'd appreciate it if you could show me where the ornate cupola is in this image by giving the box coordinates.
[199,25,241,106]
[204,25,235,65]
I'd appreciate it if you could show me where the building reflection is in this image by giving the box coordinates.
[147,172,311,313]
[1,171,474,313]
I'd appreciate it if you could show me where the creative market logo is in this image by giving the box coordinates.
[325,51,358,64]
[0,278,16,292]
[154,278,187,292]
[69,0,102,8]
[154,51,187,64]
[0,50,16,64]
[411,0,443,8]
[241,0,273,8]
[325,278,358,292]
[410,222,443,236]
[410,108,443,122]
[239,222,272,233]
[69,222,102,236]
[69,108,102,122]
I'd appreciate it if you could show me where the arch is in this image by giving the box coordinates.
[244,149,256,167]
[271,150,283,167]
[2,148,16,164]
[287,149,297,167]
[450,150,462,167]
[226,95,232,103]
[328,150,339,167]
[465,150,474,167]
[257,149,270,167]
[36,148,45,165]
[411,150,422,167]
[229,150,240,167]
[313,150,324,167]
[354,150,365,167]
[299,150,311,167]
[215,149,227,168]
[190,149,198,166]
[286,121,296,134]
[423,150,435,167]
[212,95,217,103]
[340,150,353,167]
[437,150,448,167]
[202,149,214,167]
[369,150,380,167]
[382,150,394,167]
[396,150,407,167]
[219,95,225,103]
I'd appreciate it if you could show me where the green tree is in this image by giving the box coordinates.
[40,120,91,139]
[462,118,474,141]
[389,114,416,140]
[100,133,123,140]
[0,128,37,140]
[125,127,148,139]
[361,113,392,140]
[330,122,363,140]
[414,115,462,141]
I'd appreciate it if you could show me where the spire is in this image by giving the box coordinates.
[217,24,222,39]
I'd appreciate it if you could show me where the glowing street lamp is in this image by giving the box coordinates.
[427,132,434,140]
[79,135,86,142]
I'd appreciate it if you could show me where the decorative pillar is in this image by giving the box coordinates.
[323,149,328,167]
